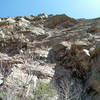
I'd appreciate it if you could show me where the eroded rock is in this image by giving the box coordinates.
[0,14,100,100]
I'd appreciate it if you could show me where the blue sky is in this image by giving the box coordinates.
[0,0,100,18]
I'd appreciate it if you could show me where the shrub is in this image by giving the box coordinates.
[33,82,57,100]
[44,14,77,28]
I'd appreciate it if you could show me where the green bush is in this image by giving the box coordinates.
[0,92,6,99]
[0,91,20,100]
[33,82,57,100]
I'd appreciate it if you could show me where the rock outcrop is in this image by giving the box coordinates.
[0,14,100,100]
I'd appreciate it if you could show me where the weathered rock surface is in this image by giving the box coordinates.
[0,14,100,100]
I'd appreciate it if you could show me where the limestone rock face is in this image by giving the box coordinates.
[0,14,100,100]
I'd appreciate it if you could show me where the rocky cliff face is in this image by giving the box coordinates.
[0,14,100,100]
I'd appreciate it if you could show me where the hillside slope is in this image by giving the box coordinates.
[0,14,100,100]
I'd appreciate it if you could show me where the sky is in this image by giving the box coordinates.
[0,0,100,18]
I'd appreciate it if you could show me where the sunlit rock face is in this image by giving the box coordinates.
[0,14,100,100]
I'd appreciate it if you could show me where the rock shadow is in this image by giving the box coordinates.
[47,48,91,100]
